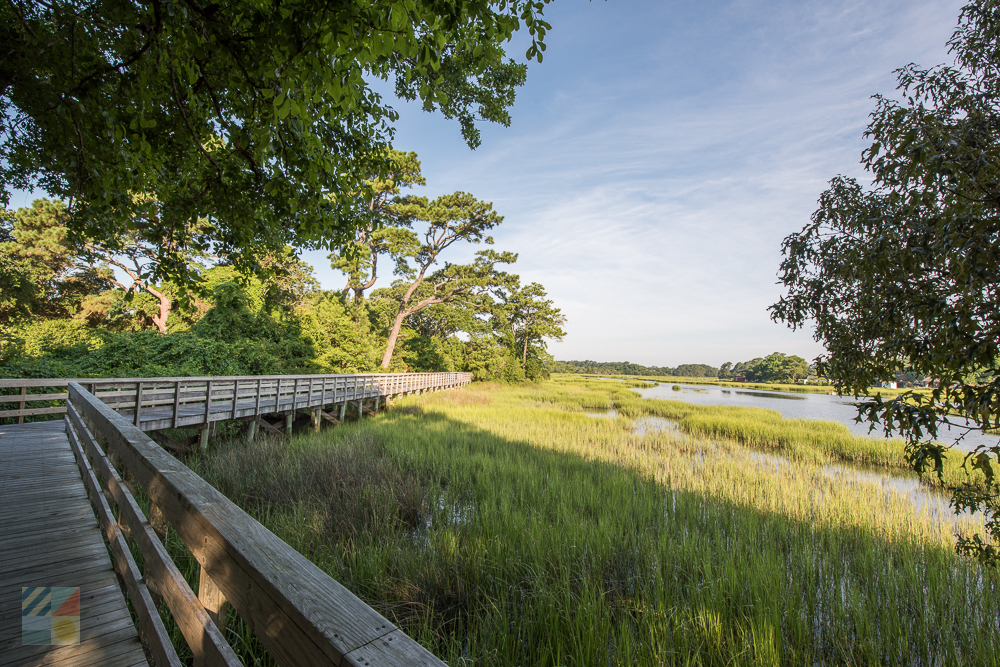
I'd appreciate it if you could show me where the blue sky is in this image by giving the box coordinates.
[8,0,965,368]
[310,0,965,368]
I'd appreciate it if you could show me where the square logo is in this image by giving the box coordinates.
[22,587,80,645]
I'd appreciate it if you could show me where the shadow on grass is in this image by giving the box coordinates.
[189,402,999,667]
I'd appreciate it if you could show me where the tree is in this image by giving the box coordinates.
[1,0,552,285]
[328,150,425,303]
[375,191,515,367]
[13,199,209,333]
[500,281,566,369]
[751,352,809,383]
[771,0,1000,565]
[1,200,113,324]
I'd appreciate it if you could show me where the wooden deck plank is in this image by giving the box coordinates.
[0,585,127,632]
[0,422,148,667]
[0,520,101,549]
[0,507,98,533]
[0,562,118,594]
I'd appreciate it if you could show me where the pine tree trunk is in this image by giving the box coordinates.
[381,309,407,368]
[152,293,172,334]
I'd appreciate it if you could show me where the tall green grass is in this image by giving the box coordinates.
[193,379,998,666]
[552,375,981,485]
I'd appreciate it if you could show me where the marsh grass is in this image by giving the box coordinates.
[191,377,999,666]
[560,375,983,486]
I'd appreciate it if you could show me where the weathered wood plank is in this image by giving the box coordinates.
[0,405,69,418]
[68,402,240,667]
[0,392,69,404]
[69,382,448,667]
[0,420,150,667]
[2,372,472,426]
[64,416,182,667]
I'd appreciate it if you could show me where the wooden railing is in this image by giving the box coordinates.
[0,372,472,427]
[65,382,446,666]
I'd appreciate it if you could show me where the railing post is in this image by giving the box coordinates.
[134,381,143,427]
[17,385,25,424]
[203,380,213,423]
[231,379,240,419]
[149,502,169,543]
[172,381,181,429]
[198,566,230,636]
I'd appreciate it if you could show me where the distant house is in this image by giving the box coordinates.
[734,375,747,382]
[879,381,898,389]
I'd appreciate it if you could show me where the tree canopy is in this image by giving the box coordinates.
[1,0,551,285]
[771,0,1000,565]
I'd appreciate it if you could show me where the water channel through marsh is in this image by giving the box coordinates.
[586,409,978,525]
[632,382,999,453]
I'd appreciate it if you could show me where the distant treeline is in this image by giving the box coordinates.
[550,352,814,384]
[549,360,719,377]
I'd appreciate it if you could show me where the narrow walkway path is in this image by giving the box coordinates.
[0,421,148,667]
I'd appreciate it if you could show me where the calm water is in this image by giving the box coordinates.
[629,382,998,453]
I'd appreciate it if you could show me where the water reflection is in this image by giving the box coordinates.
[630,382,998,453]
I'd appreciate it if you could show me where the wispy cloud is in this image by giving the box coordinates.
[321,0,966,365]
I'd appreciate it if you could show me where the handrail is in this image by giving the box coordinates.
[1,371,472,425]
[66,382,445,666]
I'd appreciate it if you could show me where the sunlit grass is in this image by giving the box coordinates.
[195,377,999,666]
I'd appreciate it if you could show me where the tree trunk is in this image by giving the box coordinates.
[151,291,172,334]
[522,336,528,369]
[381,308,407,368]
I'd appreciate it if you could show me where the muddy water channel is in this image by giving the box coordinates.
[632,382,999,453]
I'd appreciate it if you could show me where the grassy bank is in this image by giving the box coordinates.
[550,375,979,485]
[191,377,997,666]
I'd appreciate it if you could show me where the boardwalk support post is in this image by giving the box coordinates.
[199,428,210,453]
[312,408,321,433]
[199,566,230,635]
[285,413,293,435]
[246,419,257,443]
[339,401,347,422]
[149,503,169,543]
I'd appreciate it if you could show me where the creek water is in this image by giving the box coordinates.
[629,382,998,453]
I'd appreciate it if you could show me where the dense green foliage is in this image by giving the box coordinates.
[188,378,998,665]
[550,355,811,382]
[0,190,564,384]
[1,0,553,285]
[550,359,719,377]
[718,352,811,383]
[772,0,1000,565]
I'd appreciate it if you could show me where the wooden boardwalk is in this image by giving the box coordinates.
[0,421,148,667]
[2,372,472,433]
